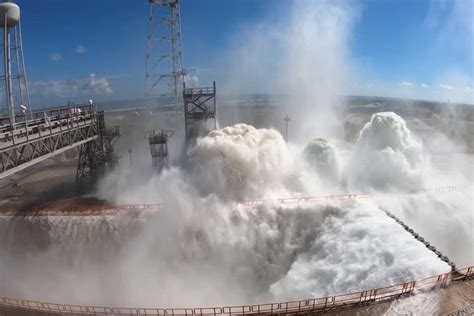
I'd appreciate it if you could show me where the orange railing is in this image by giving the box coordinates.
[2,185,472,215]
[0,266,472,315]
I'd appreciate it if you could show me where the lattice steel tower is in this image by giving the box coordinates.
[0,0,30,125]
[145,0,186,110]
[145,129,174,171]
[183,81,217,146]
[76,110,121,182]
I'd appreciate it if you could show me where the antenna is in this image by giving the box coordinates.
[0,0,30,127]
[145,0,186,111]
[284,114,291,142]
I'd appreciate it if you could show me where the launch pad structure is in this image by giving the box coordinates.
[0,1,121,184]
[145,0,186,110]
[183,81,217,145]
[144,0,219,157]
[76,110,120,182]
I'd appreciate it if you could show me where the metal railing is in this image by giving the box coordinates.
[0,103,97,148]
[183,87,215,96]
[0,266,472,315]
[1,185,472,215]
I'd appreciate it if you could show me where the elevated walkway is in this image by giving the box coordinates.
[0,104,99,179]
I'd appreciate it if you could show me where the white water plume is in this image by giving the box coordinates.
[269,202,447,301]
[1,121,462,308]
[346,112,428,192]
[188,124,293,200]
[222,0,357,141]
[303,138,340,185]
[0,199,450,307]
[377,190,474,269]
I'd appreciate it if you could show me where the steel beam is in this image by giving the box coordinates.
[0,103,99,179]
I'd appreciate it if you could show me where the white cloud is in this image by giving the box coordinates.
[421,83,429,88]
[439,83,453,90]
[399,81,413,87]
[30,74,113,99]
[464,87,473,94]
[76,45,87,54]
[50,53,63,62]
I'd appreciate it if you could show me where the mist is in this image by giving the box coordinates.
[221,0,357,142]
[0,0,472,312]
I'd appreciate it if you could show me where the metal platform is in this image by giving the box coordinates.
[0,103,99,179]
[146,129,173,171]
[183,81,217,145]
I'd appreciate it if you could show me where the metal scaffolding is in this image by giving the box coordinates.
[146,129,173,171]
[183,81,217,145]
[76,111,120,182]
[145,0,186,110]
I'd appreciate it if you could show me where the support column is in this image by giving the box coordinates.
[3,14,14,127]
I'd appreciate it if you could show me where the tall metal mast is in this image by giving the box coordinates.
[284,114,291,142]
[145,0,186,110]
[0,0,30,126]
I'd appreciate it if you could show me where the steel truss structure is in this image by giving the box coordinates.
[76,111,120,182]
[145,0,186,109]
[0,103,98,179]
[183,81,217,145]
[145,129,173,171]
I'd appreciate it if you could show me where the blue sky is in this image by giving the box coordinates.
[15,0,474,105]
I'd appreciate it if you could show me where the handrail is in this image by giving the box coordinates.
[0,103,95,124]
[183,87,214,95]
[1,185,472,215]
[0,266,472,315]
[0,103,98,151]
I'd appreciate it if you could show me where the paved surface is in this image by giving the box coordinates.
[0,157,102,210]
